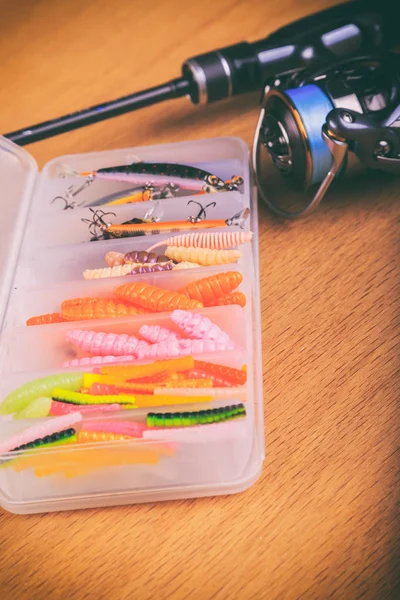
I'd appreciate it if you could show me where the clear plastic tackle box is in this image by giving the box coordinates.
[0,135,264,514]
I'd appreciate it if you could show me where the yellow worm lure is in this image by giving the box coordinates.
[165,246,241,266]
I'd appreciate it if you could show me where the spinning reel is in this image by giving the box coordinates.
[253,53,400,218]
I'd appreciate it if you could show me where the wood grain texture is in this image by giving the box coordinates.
[0,0,399,598]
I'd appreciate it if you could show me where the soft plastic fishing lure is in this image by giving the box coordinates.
[184,368,231,387]
[81,420,146,437]
[65,330,149,357]
[146,403,246,428]
[52,388,212,407]
[137,339,233,360]
[143,419,247,442]
[26,312,66,326]
[153,387,247,400]
[82,206,250,241]
[98,356,195,378]
[105,251,126,267]
[139,324,182,344]
[0,372,84,415]
[77,430,131,443]
[164,246,240,266]
[172,261,200,270]
[148,231,253,252]
[130,263,174,275]
[49,400,122,416]
[89,382,157,395]
[62,355,136,368]
[124,250,170,264]
[179,271,243,305]
[13,397,53,420]
[79,163,243,193]
[11,428,77,453]
[114,282,203,311]
[170,310,235,347]
[0,413,82,454]
[215,291,247,308]
[193,360,247,386]
[162,378,214,388]
[83,264,135,280]
[61,298,149,321]
[61,297,104,307]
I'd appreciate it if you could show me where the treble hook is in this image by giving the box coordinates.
[187,199,217,223]
[51,176,94,210]
[81,208,116,240]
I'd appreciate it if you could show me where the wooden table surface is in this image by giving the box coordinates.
[0,0,399,598]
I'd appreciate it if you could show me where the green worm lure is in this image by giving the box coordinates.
[11,428,77,452]
[0,373,84,415]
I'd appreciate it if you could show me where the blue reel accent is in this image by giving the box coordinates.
[286,85,334,186]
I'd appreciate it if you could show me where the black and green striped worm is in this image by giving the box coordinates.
[11,428,77,452]
[146,404,246,428]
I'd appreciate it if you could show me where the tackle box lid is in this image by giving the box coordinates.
[0,136,38,328]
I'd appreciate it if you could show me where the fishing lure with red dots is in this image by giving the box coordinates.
[81,162,243,193]
[54,162,244,209]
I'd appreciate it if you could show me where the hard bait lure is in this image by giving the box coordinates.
[138,325,182,344]
[82,206,250,241]
[61,298,149,321]
[193,360,247,386]
[215,291,247,308]
[62,355,136,368]
[164,246,241,266]
[65,330,150,357]
[179,271,243,305]
[0,413,82,454]
[147,231,253,252]
[0,372,84,415]
[26,312,66,326]
[146,403,246,428]
[89,183,179,207]
[170,310,235,347]
[114,282,204,311]
[79,162,244,193]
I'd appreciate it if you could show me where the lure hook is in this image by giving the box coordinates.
[225,207,250,228]
[81,208,116,240]
[51,176,95,210]
[187,200,217,223]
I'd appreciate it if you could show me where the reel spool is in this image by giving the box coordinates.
[253,55,400,218]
